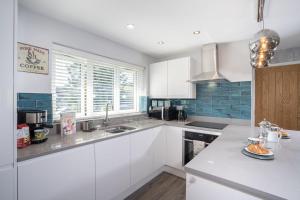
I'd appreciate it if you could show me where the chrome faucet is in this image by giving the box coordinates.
[103,102,111,125]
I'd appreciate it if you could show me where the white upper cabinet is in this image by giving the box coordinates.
[0,0,14,167]
[149,61,168,98]
[149,57,196,99]
[167,57,196,98]
[95,135,130,200]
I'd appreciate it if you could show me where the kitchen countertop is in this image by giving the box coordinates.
[18,117,300,199]
[18,117,231,162]
[18,118,205,162]
[18,119,163,162]
[185,125,300,200]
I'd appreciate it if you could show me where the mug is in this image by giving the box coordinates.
[267,130,279,143]
[34,129,49,140]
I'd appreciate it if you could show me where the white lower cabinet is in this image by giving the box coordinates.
[18,145,95,200]
[0,166,14,200]
[17,126,182,200]
[165,126,183,170]
[95,135,130,200]
[186,173,260,200]
[152,127,166,171]
[130,128,155,185]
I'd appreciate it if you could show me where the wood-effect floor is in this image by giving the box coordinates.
[125,172,186,200]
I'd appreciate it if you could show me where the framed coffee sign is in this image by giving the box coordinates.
[17,42,49,74]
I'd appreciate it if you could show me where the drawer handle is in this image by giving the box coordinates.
[189,176,196,184]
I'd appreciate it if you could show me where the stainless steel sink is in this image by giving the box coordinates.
[105,126,136,134]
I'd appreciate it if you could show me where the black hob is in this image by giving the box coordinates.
[185,121,228,130]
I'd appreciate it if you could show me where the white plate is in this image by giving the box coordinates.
[245,147,274,156]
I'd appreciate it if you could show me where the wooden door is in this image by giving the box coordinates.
[255,64,300,130]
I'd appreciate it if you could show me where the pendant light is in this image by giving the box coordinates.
[249,0,280,68]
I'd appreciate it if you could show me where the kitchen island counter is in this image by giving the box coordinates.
[185,125,300,200]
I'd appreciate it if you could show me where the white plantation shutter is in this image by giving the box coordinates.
[52,49,144,120]
[119,69,137,111]
[92,64,115,113]
[52,52,86,119]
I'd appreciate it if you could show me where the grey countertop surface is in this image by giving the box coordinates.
[17,118,193,162]
[185,125,300,200]
[18,117,230,162]
[18,119,161,161]
[18,118,299,199]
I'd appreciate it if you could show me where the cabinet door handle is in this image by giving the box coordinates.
[189,176,196,184]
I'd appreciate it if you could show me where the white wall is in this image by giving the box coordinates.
[218,40,252,82]
[17,6,156,93]
[270,46,300,65]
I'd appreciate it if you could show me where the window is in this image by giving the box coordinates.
[92,64,115,113]
[119,69,136,111]
[52,53,86,119]
[52,50,144,120]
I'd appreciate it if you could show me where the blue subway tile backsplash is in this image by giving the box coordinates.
[139,96,149,113]
[150,80,251,120]
[17,93,53,123]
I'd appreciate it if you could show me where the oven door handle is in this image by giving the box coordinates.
[183,138,194,142]
[183,138,210,144]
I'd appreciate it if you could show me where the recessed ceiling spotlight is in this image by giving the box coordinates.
[193,31,201,35]
[157,41,165,45]
[126,24,135,30]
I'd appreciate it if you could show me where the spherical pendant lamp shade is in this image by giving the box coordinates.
[249,29,280,68]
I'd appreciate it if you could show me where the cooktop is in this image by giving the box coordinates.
[185,121,228,130]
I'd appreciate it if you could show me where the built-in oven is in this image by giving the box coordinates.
[183,130,219,165]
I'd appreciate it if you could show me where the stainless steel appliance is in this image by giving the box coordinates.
[148,106,178,121]
[177,106,187,122]
[18,109,47,124]
[183,131,218,165]
[183,121,228,165]
[185,121,228,130]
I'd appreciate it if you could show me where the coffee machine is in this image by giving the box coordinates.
[18,109,53,144]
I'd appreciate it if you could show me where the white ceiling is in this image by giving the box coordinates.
[19,0,300,58]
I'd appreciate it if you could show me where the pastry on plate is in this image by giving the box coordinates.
[279,130,289,137]
[247,144,270,155]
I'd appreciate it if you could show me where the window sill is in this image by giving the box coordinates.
[53,112,146,124]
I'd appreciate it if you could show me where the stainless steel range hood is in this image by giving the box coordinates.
[189,43,226,82]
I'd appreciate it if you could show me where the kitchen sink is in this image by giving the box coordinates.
[105,126,136,134]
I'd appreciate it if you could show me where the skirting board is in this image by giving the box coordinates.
[163,165,186,179]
